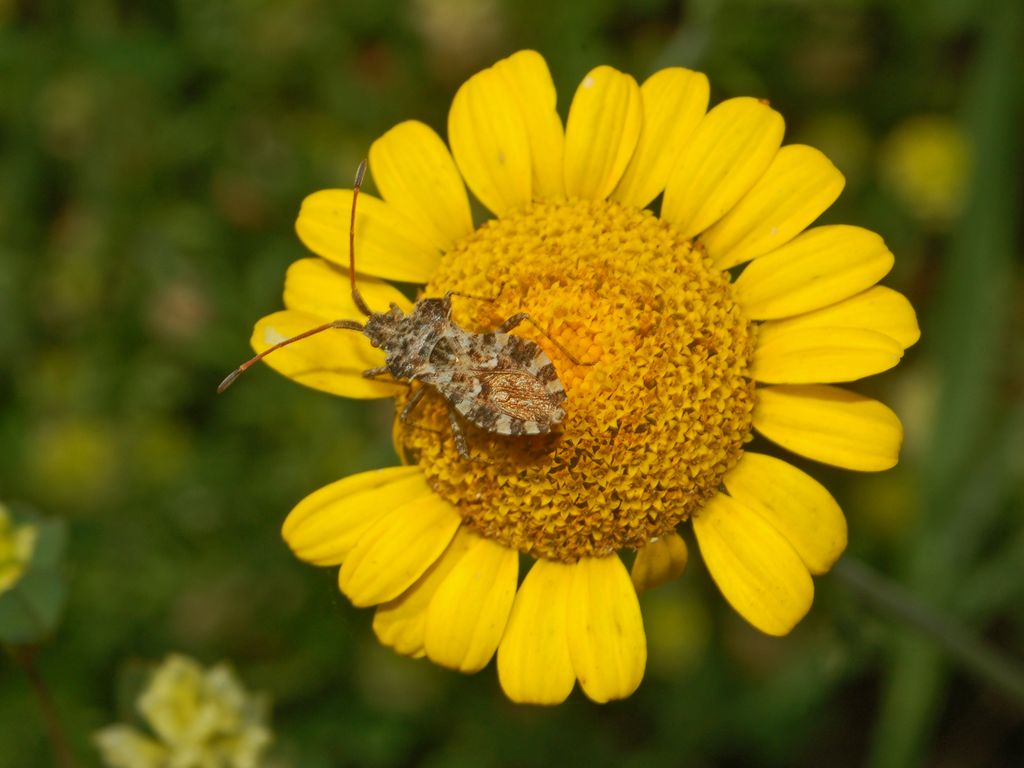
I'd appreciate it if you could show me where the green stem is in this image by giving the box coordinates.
[833,557,1024,707]
[6,645,80,768]
[10,584,50,639]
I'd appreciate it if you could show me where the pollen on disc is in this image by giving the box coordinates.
[395,199,757,563]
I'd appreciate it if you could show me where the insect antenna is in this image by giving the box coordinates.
[349,159,373,317]
[217,318,365,393]
[218,160,373,393]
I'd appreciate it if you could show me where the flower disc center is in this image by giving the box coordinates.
[396,199,757,562]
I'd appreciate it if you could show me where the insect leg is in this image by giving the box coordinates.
[400,385,428,422]
[362,366,410,388]
[446,407,471,460]
[394,387,446,457]
[445,282,507,303]
[394,416,444,466]
[496,313,597,366]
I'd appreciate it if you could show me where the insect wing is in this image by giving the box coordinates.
[456,334,567,435]
[477,369,563,423]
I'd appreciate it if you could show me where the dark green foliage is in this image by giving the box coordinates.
[0,512,67,644]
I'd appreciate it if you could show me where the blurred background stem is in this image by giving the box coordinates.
[869,0,1023,765]
[834,558,1024,706]
[7,646,79,768]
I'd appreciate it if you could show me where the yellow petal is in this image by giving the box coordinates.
[610,68,710,209]
[373,527,475,657]
[765,286,920,350]
[630,533,689,592]
[492,50,565,200]
[566,556,647,703]
[338,494,462,607]
[424,535,518,673]
[283,257,413,318]
[754,385,903,471]
[563,66,642,200]
[448,65,532,216]
[497,559,576,705]
[732,226,894,320]
[693,493,813,635]
[94,725,168,768]
[661,97,784,237]
[282,466,425,566]
[296,189,440,283]
[723,453,846,574]
[703,145,846,269]
[369,120,474,249]
[250,310,397,398]
[753,326,904,383]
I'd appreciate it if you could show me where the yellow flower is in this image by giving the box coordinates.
[95,654,272,768]
[0,503,37,595]
[878,114,971,225]
[250,51,918,704]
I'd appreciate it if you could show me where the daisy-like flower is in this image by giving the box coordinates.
[879,114,970,226]
[0,503,37,596]
[249,50,918,704]
[94,654,272,768]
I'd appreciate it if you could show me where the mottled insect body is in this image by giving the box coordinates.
[219,160,572,459]
[440,326,567,437]
[362,293,568,456]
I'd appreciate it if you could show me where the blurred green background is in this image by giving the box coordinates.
[1,0,1022,765]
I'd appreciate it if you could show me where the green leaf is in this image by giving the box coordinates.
[0,568,66,644]
[0,517,68,644]
[28,519,67,569]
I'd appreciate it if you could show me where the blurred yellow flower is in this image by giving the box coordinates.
[879,114,971,225]
[243,50,918,704]
[411,0,504,75]
[0,504,37,595]
[27,417,118,506]
[95,654,272,768]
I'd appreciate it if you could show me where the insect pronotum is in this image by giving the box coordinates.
[218,160,579,459]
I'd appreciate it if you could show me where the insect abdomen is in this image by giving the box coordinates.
[447,334,567,436]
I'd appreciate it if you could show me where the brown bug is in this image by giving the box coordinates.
[218,160,577,459]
